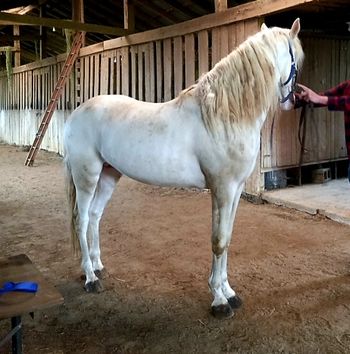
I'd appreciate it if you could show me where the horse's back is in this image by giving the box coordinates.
[64,95,159,150]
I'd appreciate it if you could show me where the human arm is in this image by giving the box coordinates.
[295,84,328,106]
[322,81,350,112]
[298,81,350,111]
[322,81,349,97]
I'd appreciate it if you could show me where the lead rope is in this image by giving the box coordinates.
[269,98,311,187]
[298,105,307,185]
[297,102,314,185]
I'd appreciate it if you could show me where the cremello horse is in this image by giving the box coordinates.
[64,19,303,318]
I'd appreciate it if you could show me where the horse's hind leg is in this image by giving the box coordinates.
[72,159,103,292]
[89,165,122,280]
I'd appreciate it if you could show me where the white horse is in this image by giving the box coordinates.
[64,19,303,319]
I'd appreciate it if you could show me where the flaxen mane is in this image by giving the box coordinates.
[193,27,303,135]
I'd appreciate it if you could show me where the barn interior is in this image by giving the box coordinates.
[1,4,349,353]
[0,0,349,224]
[0,0,349,65]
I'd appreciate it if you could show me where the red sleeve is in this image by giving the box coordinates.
[327,96,350,112]
[322,81,349,97]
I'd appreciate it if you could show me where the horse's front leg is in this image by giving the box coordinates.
[221,183,244,310]
[209,182,243,319]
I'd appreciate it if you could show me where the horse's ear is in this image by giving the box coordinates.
[261,23,268,31]
[290,18,300,38]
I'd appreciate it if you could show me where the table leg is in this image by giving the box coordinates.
[11,316,22,354]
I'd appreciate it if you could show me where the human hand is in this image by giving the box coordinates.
[295,84,328,105]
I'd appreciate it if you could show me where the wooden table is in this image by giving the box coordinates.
[0,254,64,354]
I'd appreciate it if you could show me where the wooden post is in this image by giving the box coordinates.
[39,5,47,60]
[215,0,227,12]
[72,0,85,46]
[123,0,135,31]
[13,25,20,66]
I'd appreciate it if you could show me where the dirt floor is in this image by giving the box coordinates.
[0,143,349,354]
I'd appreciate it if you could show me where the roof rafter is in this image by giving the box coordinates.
[4,5,36,15]
[0,12,131,36]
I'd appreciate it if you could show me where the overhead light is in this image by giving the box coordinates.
[52,27,56,32]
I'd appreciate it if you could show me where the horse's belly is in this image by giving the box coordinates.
[130,168,206,189]
[114,161,206,188]
[102,146,206,189]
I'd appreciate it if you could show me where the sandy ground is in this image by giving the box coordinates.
[0,143,349,354]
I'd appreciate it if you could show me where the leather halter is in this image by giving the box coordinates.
[280,41,297,104]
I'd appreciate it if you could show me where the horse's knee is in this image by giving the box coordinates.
[212,238,227,256]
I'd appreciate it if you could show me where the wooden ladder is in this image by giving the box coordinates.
[24,31,84,166]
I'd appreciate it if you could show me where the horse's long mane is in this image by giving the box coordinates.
[192,27,303,135]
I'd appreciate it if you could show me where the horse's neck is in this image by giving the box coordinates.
[192,32,282,141]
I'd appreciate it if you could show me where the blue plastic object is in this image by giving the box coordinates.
[0,282,38,295]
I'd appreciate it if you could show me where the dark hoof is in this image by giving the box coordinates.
[94,268,107,279]
[84,279,104,293]
[228,295,243,309]
[211,303,234,319]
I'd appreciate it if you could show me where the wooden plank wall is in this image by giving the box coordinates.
[0,17,261,194]
[3,24,349,194]
[261,35,350,172]
[0,18,259,110]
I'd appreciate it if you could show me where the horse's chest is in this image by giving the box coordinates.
[212,132,261,178]
[226,131,260,161]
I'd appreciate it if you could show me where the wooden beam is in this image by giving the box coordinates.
[9,0,317,73]
[123,0,135,31]
[104,0,315,50]
[215,0,228,12]
[72,0,85,46]
[13,25,20,66]
[4,5,36,15]
[39,5,46,60]
[72,0,84,23]
[0,46,16,52]
[0,12,130,36]
[2,6,36,66]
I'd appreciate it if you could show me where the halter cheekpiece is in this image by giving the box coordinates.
[280,41,297,103]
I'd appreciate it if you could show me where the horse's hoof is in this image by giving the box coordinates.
[94,268,107,279]
[228,295,243,309]
[84,280,104,293]
[211,303,234,319]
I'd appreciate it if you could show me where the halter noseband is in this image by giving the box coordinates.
[280,41,297,103]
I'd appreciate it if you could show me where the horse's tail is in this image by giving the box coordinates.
[64,156,80,255]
